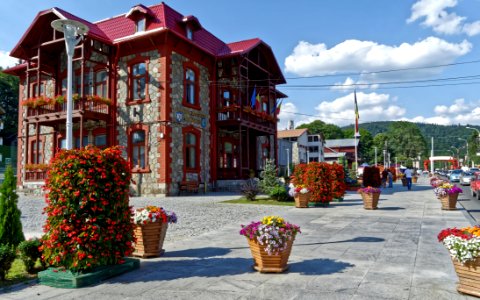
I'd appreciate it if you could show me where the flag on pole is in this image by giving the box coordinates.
[354,90,360,135]
[275,99,283,115]
[250,86,257,109]
[255,93,261,111]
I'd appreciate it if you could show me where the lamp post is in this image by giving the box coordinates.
[383,149,386,167]
[458,138,469,167]
[374,146,377,166]
[51,19,89,150]
[286,148,290,177]
[466,126,480,140]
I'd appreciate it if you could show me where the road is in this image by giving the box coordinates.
[457,184,480,224]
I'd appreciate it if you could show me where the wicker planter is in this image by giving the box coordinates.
[132,222,168,258]
[294,193,309,208]
[401,178,407,186]
[361,192,380,210]
[247,237,295,273]
[412,176,418,183]
[440,193,459,210]
[452,257,480,297]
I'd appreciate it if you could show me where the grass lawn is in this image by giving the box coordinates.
[222,197,295,206]
[0,259,39,288]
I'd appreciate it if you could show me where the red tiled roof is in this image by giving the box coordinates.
[10,3,283,71]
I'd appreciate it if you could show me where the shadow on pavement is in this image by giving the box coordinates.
[163,247,231,258]
[289,258,354,275]
[295,236,384,247]
[377,207,405,211]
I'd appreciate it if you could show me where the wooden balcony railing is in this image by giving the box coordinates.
[25,170,47,181]
[216,106,276,130]
[26,99,110,118]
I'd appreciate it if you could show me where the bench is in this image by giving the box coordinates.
[178,181,205,195]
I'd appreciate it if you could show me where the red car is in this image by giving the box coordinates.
[470,172,480,199]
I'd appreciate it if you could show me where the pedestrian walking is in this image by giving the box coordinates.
[387,169,393,188]
[404,166,413,190]
[381,168,388,188]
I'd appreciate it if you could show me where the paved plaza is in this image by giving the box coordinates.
[1,177,478,299]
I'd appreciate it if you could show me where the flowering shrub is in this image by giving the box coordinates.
[304,162,333,203]
[41,146,135,273]
[438,226,480,263]
[240,216,301,255]
[330,163,346,198]
[291,164,308,187]
[358,186,381,194]
[133,206,177,225]
[434,183,462,197]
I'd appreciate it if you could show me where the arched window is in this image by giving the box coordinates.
[131,130,146,169]
[131,62,147,101]
[185,132,196,169]
[185,68,196,105]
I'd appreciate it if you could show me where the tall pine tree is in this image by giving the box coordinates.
[0,166,24,247]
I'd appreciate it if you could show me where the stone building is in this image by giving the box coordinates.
[4,3,286,195]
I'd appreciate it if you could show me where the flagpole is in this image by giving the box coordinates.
[354,90,360,174]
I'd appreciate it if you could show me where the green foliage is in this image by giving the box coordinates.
[0,71,19,139]
[0,244,16,281]
[241,178,260,201]
[269,186,289,202]
[297,120,344,139]
[0,166,24,248]
[18,239,43,274]
[259,159,281,194]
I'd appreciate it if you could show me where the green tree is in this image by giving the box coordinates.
[0,69,19,138]
[0,166,24,247]
[259,159,280,194]
[297,120,344,139]
[386,121,427,162]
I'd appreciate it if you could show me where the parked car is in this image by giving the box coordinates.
[449,169,463,182]
[470,172,480,199]
[460,171,474,185]
[470,167,480,173]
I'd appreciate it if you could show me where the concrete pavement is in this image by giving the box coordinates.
[1,177,477,299]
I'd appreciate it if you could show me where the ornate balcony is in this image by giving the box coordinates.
[216,105,276,133]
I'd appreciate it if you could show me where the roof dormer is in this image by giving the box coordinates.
[181,15,202,40]
[126,4,154,33]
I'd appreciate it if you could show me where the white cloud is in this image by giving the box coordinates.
[277,102,316,130]
[331,77,378,92]
[284,37,471,79]
[408,0,480,36]
[0,50,17,69]
[406,98,480,125]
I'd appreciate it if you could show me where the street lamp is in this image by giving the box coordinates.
[466,126,480,138]
[383,149,386,167]
[458,138,469,166]
[51,19,89,150]
[286,148,290,177]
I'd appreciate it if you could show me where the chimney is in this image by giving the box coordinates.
[289,120,294,130]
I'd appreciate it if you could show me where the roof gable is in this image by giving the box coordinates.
[278,128,308,138]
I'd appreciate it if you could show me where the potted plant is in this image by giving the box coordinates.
[132,206,177,258]
[358,186,381,209]
[291,185,310,208]
[434,183,462,210]
[438,226,480,297]
[240,216,301,273]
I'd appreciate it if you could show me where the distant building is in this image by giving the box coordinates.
[277,139,293,177]
[307,133,325,162]
[277,128,308,164]
[324,138,359,167]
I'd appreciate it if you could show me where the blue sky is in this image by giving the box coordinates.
[2,0,480,129]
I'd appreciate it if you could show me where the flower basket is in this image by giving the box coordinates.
[294,192,309,208]
[247,237,294,273]
[439,193,459,210]
[401,178,408,186]
[132,222,168,258]
[240,216,300,273]
[438,226,480,297]
[412,176,418,183]
[451,257,480,297]
[361,192,380,210]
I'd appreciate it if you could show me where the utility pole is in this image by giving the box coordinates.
[430,137,434,174]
